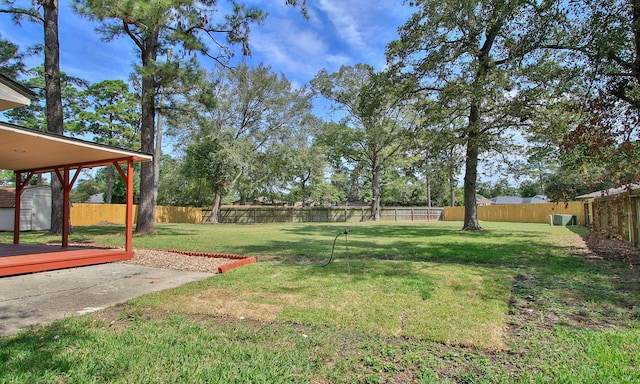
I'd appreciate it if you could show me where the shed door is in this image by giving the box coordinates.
[31,193,51,231]
[19,209,31,231]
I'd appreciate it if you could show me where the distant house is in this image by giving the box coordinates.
[491,195,550,205]
[0,185,51,231]
[86,193,105,203]
[476,194,493,206]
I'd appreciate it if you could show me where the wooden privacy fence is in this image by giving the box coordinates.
[586,189,640,247]
[442,202,585,225]
[208,206,444,223]
[71,202,586,226]
[70,204,444,225]
[71,203,201,226]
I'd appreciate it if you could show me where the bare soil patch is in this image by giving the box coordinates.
[582,231,640,269]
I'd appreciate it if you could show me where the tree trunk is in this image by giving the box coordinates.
[426,174,431,208]
[208,188,223,223]
[42,0,64,234]
[449,174,456,207]
[106,166,113,204]
[135,33,159,234]
[371,165,381,221]
[208,170,243,224]
[151,50,168,220]
[462,102,483,231]
[153,82,164,222]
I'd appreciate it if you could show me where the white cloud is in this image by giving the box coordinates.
[248,17,351,82]
[317,0,367,51]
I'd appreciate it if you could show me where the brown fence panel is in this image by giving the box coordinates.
[443,202,585,225]
[71,203,132,226]
[74,203,590,227]
[589,190,640,247]
[156,205,202,223]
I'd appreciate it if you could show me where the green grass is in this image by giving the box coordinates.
[134,261,511,349]
[1,222,639,383]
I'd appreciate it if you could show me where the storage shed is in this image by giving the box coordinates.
[0,185,51,231]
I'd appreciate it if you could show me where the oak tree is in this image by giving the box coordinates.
[173,64,314,222]
[387,0,572,230]
[312,64,418,220]
[73,0,291,232]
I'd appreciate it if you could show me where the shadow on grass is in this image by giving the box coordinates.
[0,321,91,380]
[230,224,639,327]
[239,225,581,274]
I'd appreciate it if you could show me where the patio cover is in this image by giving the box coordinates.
[0,73,36,112]
[0,122,153,252]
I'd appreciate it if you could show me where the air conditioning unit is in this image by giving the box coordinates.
[553,214,576,226]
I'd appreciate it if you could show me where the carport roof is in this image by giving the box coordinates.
[0,73,36,112]
[0,122,152,173]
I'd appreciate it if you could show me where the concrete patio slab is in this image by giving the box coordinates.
[0,263,213,336]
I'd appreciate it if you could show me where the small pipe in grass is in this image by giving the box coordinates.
[320,229,351,273]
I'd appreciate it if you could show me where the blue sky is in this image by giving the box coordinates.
[0,0,412,99]
[1,2,512,185]
[0,0,417,175]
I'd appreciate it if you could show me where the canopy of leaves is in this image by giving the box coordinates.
[3,66,86,131]
[0,36,26,77]
[75,79,141,150]
[170,63,314,206]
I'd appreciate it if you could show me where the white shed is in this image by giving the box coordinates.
[0,185,51,231]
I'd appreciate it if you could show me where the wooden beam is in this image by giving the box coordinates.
[15,156,145,175]
[125,158,134,252]
[13,171,36,243]
[13,172,21,244]
[62,167,70,248]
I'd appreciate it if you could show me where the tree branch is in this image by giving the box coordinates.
[0,7,44,23]
[122,20,143,52]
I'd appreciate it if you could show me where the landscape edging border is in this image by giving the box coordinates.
[164,249,257,273]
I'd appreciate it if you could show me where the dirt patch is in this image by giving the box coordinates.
[508,230,640,333]
[582,231,640,269]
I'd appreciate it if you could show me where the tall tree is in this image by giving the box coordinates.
[312,64,418,221]
[238,118,326,206]
[173,64,313,222]
[2,0,66,233]
[281,136,327,205]
[76,79,141,203]
[74,0,306,233]
[387,0,572,230]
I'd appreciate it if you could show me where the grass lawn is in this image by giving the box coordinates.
[1,222,639,383]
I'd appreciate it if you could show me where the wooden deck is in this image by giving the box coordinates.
[0,244,133,277]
